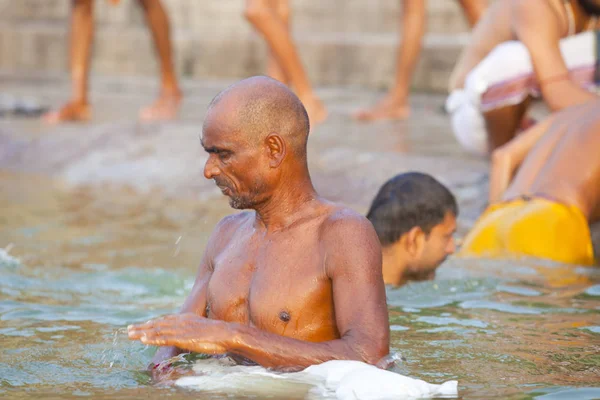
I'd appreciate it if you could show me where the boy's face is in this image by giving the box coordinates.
[409,212,457,280]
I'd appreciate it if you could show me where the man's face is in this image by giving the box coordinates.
[409,212,457,280]
[578,0,600,16]
[201,107,271,210]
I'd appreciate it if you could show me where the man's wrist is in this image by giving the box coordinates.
[224,322,246,352]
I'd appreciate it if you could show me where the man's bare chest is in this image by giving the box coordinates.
[205,239,338,340]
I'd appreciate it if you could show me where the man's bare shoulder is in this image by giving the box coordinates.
[320,205,371,229]
[319,204,380,250]
[317,204,382,277]
[214,211,253,232]
[207,212,254,251]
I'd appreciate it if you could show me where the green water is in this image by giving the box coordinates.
[1,174,599,400]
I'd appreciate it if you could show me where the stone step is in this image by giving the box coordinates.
[0,21,468,91]
[0,0,472,35]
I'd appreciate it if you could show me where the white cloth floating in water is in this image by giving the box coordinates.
[176,360,316,399]
[304,360,458,399]
[175,359,458,399]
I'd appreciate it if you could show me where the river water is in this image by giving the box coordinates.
[1,81,599,398]
[1,171,599,400]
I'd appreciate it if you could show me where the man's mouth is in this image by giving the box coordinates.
[217,185,231,195]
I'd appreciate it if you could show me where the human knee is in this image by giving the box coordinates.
[244,2,270,24]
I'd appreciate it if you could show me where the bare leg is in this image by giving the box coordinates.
[448,0,498,91]
[137,0,182,122]
[354,0,426,121]
[483,97,531,152]
[266,0,290,84]
[245,0,326,126]
[43,0,94,124]
[456,0,487,26]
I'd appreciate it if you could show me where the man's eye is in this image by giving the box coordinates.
[219,152,231,161]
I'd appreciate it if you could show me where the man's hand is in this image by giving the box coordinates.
[128,313,229,355]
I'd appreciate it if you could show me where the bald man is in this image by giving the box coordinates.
[127,76,390,374]
[460,100,600,265]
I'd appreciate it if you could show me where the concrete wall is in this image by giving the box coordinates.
[0,0,472,91]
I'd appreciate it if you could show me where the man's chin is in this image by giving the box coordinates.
[228,198,251,210]
[414,271,436,281]
[228,199,243,209]
[407,266,438,282]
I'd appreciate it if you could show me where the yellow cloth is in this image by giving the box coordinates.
[460,197,595,265]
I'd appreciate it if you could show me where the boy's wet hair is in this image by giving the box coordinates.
[577,0,600,16]
[366,172,458,247]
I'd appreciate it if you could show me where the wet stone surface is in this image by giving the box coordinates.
[0,75,489,226]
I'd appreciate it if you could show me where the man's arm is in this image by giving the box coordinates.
[513,0,597,111]
[130,212,390,371]
[148,260,211,365]
[146,215,239,365]
[489,112,556,203]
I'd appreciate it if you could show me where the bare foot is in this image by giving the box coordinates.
[300,95,327,129]
[43,101,91,124]
[353,96,410,122]
[139,92,182,122]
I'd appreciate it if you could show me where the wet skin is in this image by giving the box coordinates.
[493,100,600,223]
[449,0,599,151]
[128,77,390,372]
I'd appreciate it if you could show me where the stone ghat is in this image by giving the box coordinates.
[0,0,473,91]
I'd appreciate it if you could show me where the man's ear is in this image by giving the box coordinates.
[265,133,286,168]
[404,226,426,257]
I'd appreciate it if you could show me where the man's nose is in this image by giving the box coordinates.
[204,156,220,180]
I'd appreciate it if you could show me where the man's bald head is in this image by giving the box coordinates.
[204,76,310,160]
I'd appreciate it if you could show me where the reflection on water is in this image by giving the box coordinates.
[1,173,599,400]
